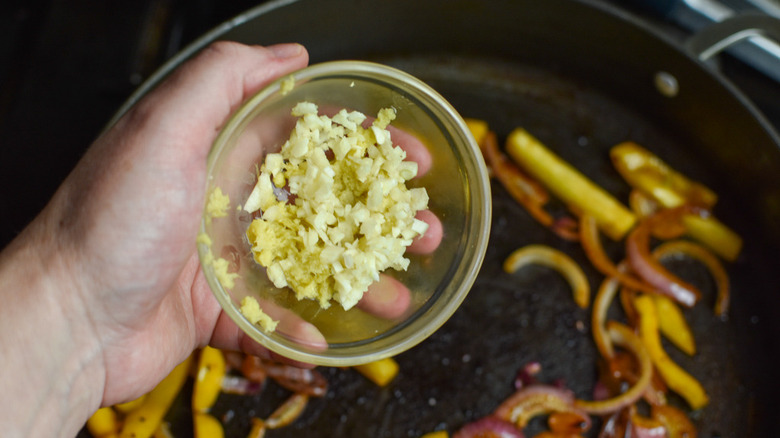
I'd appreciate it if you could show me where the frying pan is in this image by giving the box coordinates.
[91,0,780,436]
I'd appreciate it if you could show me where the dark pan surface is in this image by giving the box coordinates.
[80,1,779,436]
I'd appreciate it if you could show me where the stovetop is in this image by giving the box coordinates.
[1,0,779,248]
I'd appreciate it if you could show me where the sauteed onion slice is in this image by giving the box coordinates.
[626,215,701,308]
[504,244,590,309]
[580,214,656,295]
[653,239,731,317]
[575,322,653,415]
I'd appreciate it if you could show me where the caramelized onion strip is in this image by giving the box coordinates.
[504,244,591,308]
[592,276,620,359]
[652,239,730,317]
[626,217,701,307]
[575,322,653,415]
[580,214,656,295]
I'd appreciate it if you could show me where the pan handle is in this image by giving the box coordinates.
[685,11,780,82]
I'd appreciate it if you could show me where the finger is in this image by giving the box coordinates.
[386,125,432,177]
[356,209,442,319]
[407,209,443,255]
[208,307,327,369]
[356,274,412,320]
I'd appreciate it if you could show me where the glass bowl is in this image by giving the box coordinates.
[198,60,491,366]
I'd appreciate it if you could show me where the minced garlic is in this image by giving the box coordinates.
[244,101,429,311]
[200,192,241,293]
[240,296,279,332]
[206,187,230,223]
[280,75,295,95]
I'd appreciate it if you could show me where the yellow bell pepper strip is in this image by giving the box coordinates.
[354,357,400,387]
[192,346,226,413]
[463,118,489,150]
[610,142,741,261]
[265,393,309,429]
[610,142,717,209]
[119,355,193,438]
[506,128,636,240]
[651,294,696,355]
[504,245,590,309]
[193,413,224,438]
[628,189,660,217]
[114,394,147,415]
[681,213,742,262]
[483,131,575,240]
[86,406,119,438]
[633,294,709,409]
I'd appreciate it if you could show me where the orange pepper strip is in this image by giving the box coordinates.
[652,404,698,438]
[629,406,667,436]
[575,321,653,415]
[633,294,709,409]
[193,413,224,438]
[506,128,636,240]
[192,346,226,413]
[548,411,591,434]
[119,355,193,438]
[653,239,731,317]
[504,245,590,308]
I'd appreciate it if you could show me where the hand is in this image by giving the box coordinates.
[0,40,444,438]
[0,42,309,437]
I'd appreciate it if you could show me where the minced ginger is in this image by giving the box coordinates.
[243,101,429,312]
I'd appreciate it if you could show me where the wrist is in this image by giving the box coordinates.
[0,220,105,437]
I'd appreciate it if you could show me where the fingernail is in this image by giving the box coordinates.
[269,43,303,59]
